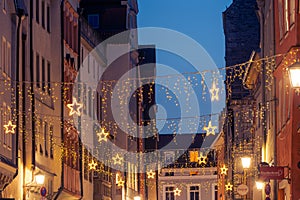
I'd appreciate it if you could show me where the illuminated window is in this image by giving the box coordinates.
[284,0,289,32]
[189,150,199,162]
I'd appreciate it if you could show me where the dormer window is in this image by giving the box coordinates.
[88,14,99,29]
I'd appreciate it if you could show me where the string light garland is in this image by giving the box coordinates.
[209,81,220,101]
[1,49,295,196]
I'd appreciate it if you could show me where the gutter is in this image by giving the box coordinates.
[78,8,83,199]
[12,0,28,199]
[53,1,65,199]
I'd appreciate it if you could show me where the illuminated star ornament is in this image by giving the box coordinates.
[112,154,123,165]
[198,152,208,165]
[209,81,220,101]
[88,160,98,170]
[67,98,83,116]
[147,170,156,179]
[174,188,181,196]
[4,120,16,134]
[117,178,125,187]
[97,128,109,142]
[225,182,233,191]
[220,164,228,175]
[203,121,217,136]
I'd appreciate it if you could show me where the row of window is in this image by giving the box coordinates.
[63,122,80,170]
[0,104,13,155]
[36,0,51,32]
[36,52,51,94]
[1,36,11,77]
[164,150,216,164]
[64,8,78,53]
[164,185,218,200]
[278,0,295,39]
[277,77,291,130]
[36,118,54,158]
[127,162,138,191]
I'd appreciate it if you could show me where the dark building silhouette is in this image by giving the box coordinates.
[80,0,138,41]
[223,0,260,100]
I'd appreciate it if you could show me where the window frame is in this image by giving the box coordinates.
[46,3,50,32]
[36,0,40,23]
[163,185,176,200]
[187,184,201,200]
[211,183,218,200]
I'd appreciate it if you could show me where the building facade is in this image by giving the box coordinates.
[222,0,260,199]
[274,0,300,199]
[243,0,277,199]
[157,134,218,200]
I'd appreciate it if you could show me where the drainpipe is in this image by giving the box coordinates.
[7,1,27,195]
[29,0,36,170]
[53,1,65,199]
[272,1,278,199]
[77,8,84,199]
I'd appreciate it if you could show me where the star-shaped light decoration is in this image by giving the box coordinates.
[117,179,124,187]
[225,182,233,191]
[147,170,156,179]
[198,152,208,165]
[209,81,220,101]
[4,120,16,134]
[173,188,181,196]
[220,164,228,175]
[112,154,123,165]
[203,121,217,136]
[97,128,109,142]
[67,98,83,116]
[88,160,98,170]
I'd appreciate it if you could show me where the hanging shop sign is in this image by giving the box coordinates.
[259,166,284,180]
[237,184,249,196]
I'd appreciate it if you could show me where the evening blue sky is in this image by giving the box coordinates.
[137,0,232,69]
[136,1,232,135]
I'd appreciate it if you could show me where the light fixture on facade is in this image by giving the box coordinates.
[241,157,251,169]
[134,196,141,200]
[288,62,300,95]
[35,172,45,185]
[255,181,264,190]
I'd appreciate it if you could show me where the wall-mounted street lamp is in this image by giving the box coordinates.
[255,181,264,190]
[134,196,141,200]
[288,62,300,95]
[24,171,45,198]
[25,171,45,188]
[34,171,45,185]
[241,157,251,169]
